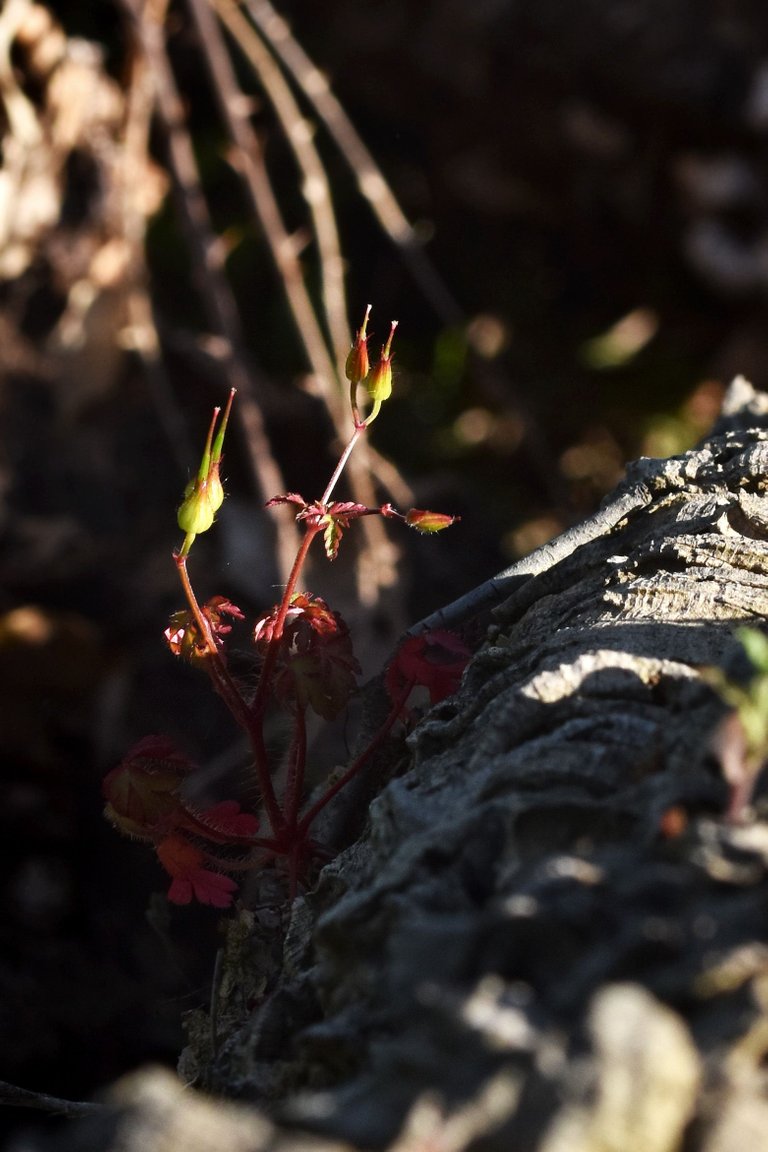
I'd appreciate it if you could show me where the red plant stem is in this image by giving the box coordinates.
[174,552,285,834]
[252,422,366,724]
[174,551,227,665]
[251,522,322,719]
[199,422,366,841]
[284,706,307,830]
[287,841,301,901]
[297,677,415,835]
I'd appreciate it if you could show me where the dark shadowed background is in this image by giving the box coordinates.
[3,0,768,1144]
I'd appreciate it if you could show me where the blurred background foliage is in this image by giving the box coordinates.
[3,0,768,1138]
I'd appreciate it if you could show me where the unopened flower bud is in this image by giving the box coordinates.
[364,320,398,426]
[177,391,235,554]
[345,304,371,386]
[208,388,235,513]
[367,354,393,404]
[405,508,460,533]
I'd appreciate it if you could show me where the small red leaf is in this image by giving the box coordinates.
[326,501,370,520]
[266,493,307,509]
[164,610,206,661]
[204,596,244,638]
[298,501,372,560]
[156,835,238,908]
[165,597,244,663]
[253,594,360,719]
[201,800,260,837]
[386,629,471,708]
[103,736,193,838]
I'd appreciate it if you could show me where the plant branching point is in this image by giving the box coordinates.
[105,311,467,907]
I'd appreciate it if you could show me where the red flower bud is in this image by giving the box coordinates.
[345,304,371,386]
[405,508,460,533]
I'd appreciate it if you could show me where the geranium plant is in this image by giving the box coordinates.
[104,310,470,905]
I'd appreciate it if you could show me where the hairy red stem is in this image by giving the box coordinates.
[297,677,415,835]
[251,522,322,720]
[284,706,307,830]
[175,552,285,834]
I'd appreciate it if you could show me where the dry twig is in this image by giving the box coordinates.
[239,0,464,327]
[120,0,299,582]
[214,0,350,372]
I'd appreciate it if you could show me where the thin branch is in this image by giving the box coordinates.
[175,550,285,832]
[0,1079,101,1118]
[284,703,307,828]
[184,0,344,421]
[365,442,414,508]
[239,0,464,327]
[119,0,193,475]
[251,523,321,721]
[126,0,239,342]
[297,676,414,833]
[320,424,365,504]
[120,0,299,583]
[209,946,224,1056]
[214,0,349,372]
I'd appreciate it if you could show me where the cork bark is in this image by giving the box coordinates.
[36,378,768,1152]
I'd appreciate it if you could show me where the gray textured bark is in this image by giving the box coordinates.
[30,378,768,1152]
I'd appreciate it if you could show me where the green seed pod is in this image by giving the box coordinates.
[177,483,215,535]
